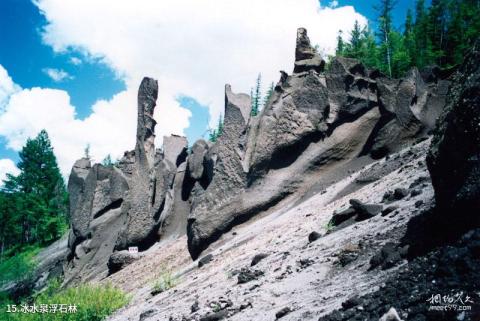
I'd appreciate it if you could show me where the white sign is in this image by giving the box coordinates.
[128,246,138,254]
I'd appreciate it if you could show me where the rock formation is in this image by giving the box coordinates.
[63,28,452,281]
[64,78,190,283]
[427,39,480,223]
[185,28,449,259]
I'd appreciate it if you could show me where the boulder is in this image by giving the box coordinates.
[108,250,142,274]
[187,139,209,181]
[349,199,382,220]
[427,39,480,222]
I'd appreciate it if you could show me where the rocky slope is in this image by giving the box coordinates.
[21,29,479,321]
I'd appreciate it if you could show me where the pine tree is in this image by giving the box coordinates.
[404,8,416,67]
[263,82,275,108]
[217,114,224,137]
[102,154,113,166]
[2,130,68,246]
[349,20,363,58]
[335,30,345,56]
[251,74,262,116]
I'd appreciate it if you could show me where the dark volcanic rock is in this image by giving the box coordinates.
[427,39,480,226]
[293,28,325,74]
[237,268,264,284]
[275,307,292,319]
[108,250,141,274]
[320,229,480,321]
[308,231,322,243]
[199,310,228,321]
[393,188,408,200]
[139,309,157,321]
[369,242,403,270]
[349,199,382,220]
[381,205,399,216]
[251,253,269,266]
[198,254,213,268]
[330,207,357,226]
[187,139,209,181]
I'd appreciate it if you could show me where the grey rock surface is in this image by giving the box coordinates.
[187,139,209,181]
[163,135,188,167]
[427,39,480,220]
[293,28,325,74]
[187,85,251,259]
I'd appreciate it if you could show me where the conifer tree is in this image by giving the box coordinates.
[1,130,67,248]
[251,74,262,116]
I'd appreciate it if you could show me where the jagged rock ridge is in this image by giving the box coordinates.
[64,28,451,282]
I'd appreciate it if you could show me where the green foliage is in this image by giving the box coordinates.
[250,73,262,116]
[1,283,129,321]
[263,82,274,108]
[151,271,178,295]
[208,114,224,143]
[0,130,68,258]
[0,246,39,287]
[335,0,480,77]
[324,220,335,232]
[101,155,113,166]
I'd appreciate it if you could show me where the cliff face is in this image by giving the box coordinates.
[64,28,450,283]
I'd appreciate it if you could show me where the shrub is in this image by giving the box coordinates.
[0,247,39,288]
[151,271,178,296]
[0,283,129,321]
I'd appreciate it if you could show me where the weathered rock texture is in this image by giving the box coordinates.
[427,39,480,223]
[64,78,190,284]
[185,28,449,259]
[64,28,452,282]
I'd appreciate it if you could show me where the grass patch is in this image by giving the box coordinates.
[151,271,178,296]
[0,283,129,321]
[0,246,40,288]
[323,220,335,233]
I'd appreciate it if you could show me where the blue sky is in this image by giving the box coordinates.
[0,0,420,179]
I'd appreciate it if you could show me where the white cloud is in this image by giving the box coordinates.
[34,0,366,124]
[0,1,367,175]
[0,65,191,175]
[0,158,19,184]
[0,65,20,110]
[69,57,82,65]
[42,68,74,82]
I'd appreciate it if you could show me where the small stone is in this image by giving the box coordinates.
[198,254,214,268]
[381,205,399,216]
[139,309,157,321]
[308,231,322,243]
[410,188,423,197]
[237,268,264,284]
[275,307,292,319]
[191,301,200,313]
[251,253,269,266]
[393,188,408,200]
[415,200,424,208]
